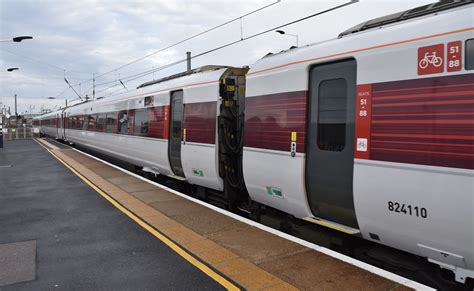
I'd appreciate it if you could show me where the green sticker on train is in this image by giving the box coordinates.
[266,186,283,199]
[192,168,204,177]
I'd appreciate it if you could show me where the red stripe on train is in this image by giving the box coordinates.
[362,73,474,170]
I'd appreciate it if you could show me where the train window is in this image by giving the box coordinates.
[317,78,347,152]
[466,39,474,70]
[87,115,96,130]
[82,115,86,129]
[148,107,163,138]
[79,116,85,129]
[96,114,106,131]
[117,111,129,134]
[106,113,116,133]
[171,98,183,139]
[134,109,149,135]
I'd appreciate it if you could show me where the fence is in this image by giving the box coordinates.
[2,127,37,140]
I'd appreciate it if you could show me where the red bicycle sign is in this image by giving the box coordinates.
[418,44,444,75]
[419,51,443,69]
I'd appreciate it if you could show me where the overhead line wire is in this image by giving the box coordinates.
[94,0,282,79]
[101,0,357,95]
[192,1,358,59]
[68,0,281,89]
[63,0,357,99]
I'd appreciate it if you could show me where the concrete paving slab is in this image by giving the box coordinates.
[232,269,283,290]
[131,189,182,203]
[90,167,126,178]
[205,226,307,264]
[107,176,142,185]
[214,257,263,277]
[257,249,407,291]
[143,214,180,231]
[150,197,208,216]
[0,240,36,286]
[171,207,249,236]
[118,181,158,192]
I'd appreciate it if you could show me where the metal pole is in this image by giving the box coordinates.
[14,94,17,116]
[186,52,191,72]
[93,73,96,100]
[0,111,3,148]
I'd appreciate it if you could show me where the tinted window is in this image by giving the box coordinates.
[172,98,182,139]
[96,114,106,131]
[134,109,149,135]
[87,115,96,130]
[118,111,129,134]
[466,39,474,70]
[317,78,347,152]
[106,113,116,133]
[148,107,164,138]
[79,116,85,129]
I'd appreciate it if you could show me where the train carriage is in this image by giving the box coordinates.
[37,66,247,195]
[243,1,473,283]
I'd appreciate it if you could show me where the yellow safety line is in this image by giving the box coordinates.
[303,217,358,235]
[33,139,240,291]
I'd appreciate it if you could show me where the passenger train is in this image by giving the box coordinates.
[34,1,474,286]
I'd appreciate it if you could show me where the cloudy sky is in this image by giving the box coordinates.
[0,0,433,114]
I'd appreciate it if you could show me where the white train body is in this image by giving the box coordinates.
[34,2,474,284]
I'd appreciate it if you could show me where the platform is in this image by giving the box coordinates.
[0,139,430,290]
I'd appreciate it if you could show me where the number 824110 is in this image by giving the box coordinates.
[388,201,427,218]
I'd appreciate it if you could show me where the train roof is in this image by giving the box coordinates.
[34,110,62,120]
[338,0,472,38]
[137,65,229,89]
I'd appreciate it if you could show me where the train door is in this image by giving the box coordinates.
[305,59,359,229]
[56,114,60,138]
[168,90,185,177]
[62,112,66,139]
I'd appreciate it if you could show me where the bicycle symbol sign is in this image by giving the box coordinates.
[418,44,444,75]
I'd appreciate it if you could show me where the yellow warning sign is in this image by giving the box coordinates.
[291,132,297,142]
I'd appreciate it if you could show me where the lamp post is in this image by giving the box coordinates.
[0,36,33,43]
[276,30,299,46]
[0,68,20,144]
[0,103,3,149]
